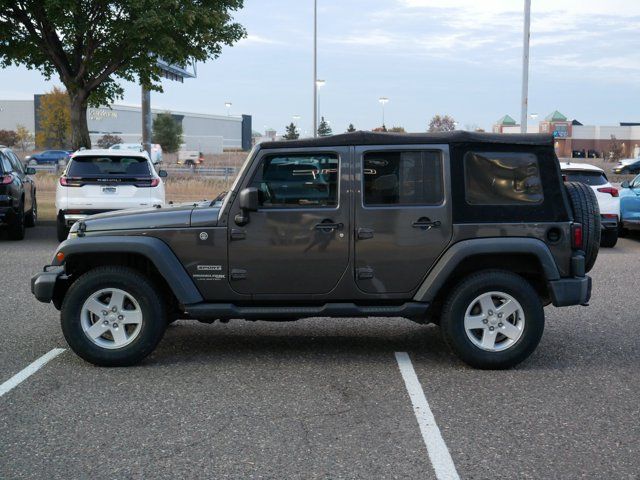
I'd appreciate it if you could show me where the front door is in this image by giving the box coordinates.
[227,147,350,296]
[354,146,452,294]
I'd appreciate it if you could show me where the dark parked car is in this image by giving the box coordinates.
[1,147,37,239]
[32,132,598,369]
[25,149,72,165]
[613,158,640,175]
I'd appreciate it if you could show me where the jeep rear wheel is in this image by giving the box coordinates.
[440,270,544,369]
[61,266,167,367]
[565,182,600,271]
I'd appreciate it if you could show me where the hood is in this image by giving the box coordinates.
[75,201,218,233]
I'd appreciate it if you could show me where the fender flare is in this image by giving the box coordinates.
[53,236,203,305]
[413,238,560,302]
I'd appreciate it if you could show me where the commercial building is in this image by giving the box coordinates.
[0,96,252,153]
[493,111,640,159]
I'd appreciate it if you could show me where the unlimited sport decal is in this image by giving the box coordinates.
[192,265,225,281]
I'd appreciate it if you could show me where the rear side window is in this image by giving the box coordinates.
[250,153,339,208]
[563,171,607,186]
[464,152,543,205]
[363,151,443,206]
[67,156,151,176]
[1,153,11,173]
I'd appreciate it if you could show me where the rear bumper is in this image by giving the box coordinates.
[31,266,65,304]
[548,276,592,307]
[600,215,618,230]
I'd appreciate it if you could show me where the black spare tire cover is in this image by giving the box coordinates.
[565,181,600,272]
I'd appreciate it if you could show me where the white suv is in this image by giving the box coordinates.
[560,162,620,248]
[56,149,166,241]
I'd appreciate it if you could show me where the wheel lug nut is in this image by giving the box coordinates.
[102,311,108,316]
[111,307,117,312]
[118,315,124,320]
[498,313,503,318]
[103,320,109,326]
[488,310,494,316]
[498,323,503,327]
[483,319,488,324]
[489,326,495,331]
[113,323,118,328]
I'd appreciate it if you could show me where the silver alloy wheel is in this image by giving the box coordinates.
[80,288,143,349]
[463,291,525,352]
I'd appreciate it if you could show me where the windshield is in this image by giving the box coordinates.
[563,171,607,186]
[68,156,151,176]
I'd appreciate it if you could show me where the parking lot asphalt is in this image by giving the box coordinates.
[1,225,639,479]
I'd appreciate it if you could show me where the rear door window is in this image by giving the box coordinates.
[464,151,543,205]
[562,171,607,186]
[363,150,443,206]
[68,156,151,176]
[1,153,12,173]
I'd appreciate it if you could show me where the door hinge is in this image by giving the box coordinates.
[357,267,374,280]
[230,268,247,280]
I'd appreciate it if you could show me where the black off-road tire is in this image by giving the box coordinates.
[600,228,618,248]
[61,266,168,367]
[25,193,37,227]
[7,200,26,240]
[56,215,69,242]
[565,181,600,272]
[440,270,545,370]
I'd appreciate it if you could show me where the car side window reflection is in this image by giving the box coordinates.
[249,153,339,208]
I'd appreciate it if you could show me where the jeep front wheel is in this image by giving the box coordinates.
[61,266,167,367]
[440,270,544,370]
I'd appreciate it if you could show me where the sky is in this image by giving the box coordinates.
[0,0,639,135]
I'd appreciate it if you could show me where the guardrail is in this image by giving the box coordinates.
[31,164,238,179]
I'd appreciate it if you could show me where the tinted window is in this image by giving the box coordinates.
[250,153,338,207]
[464,152,543,205]
[8,152,24,174]
[563,171,607,186]
[67,156,151,176]
[363,151,443,206]
[1,153,12,173]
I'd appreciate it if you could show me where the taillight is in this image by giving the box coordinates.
[150,178,160,187]
[1,174,13,185]
[59,176,82,187]
[597,187,619,197]
[571,223,584,250]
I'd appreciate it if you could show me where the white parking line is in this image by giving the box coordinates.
[395,352,460,480]
[0,348,66,398]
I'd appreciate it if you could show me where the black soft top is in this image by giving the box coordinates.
[260,131,554,150]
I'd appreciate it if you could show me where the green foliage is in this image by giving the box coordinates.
[317,117,332,137]
[428,115,456,133]
[0,1,246,148]
[15,125,34,151]
[346,123,356,133]
[96,134,123,149]
[0,129,17,146]
[389,126,405,133]
[283,122,299,140]
[153,113,183,153]
[35,87,71,149]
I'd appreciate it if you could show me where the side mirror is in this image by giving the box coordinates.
[158,170,168,178]
[621,180,630,189]
[239,187,259,212]
[26,167,36,175]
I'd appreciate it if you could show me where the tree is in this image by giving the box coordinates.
[153,113,183,153]
[346,123,356,133]
[0,129,17,146]
[389,126,405,133]
[428,115,456,133]
[35,87,71,149]
[317,117,332,137]
[372,125,388,132]
[608,135,623,162]
[15,125,34,151]
[96,134,123,149]
[282,122,299,140]
[0,1,246,150]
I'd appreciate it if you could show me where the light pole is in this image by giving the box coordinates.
[378,97,389,128]
[316,79,325,132]
[225,102,232,116]
[313,0,318,137]
[521,0,531,133]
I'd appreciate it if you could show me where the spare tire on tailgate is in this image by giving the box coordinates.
[565,181,600,272]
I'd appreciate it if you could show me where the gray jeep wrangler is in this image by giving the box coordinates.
[32,132,599,369]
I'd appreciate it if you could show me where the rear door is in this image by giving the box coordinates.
[354,145,452,294]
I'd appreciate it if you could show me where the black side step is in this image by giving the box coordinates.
[184,302,430,321]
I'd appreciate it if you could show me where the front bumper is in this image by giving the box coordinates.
[31,266,66,304]
[548,276,592,307]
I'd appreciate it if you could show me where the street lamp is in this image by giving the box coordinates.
[378,97,389,128]
[316,79,326,132]
[521,0,531,133]
[225,102,232,116]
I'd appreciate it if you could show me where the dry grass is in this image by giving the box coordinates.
[34,173,234,221]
